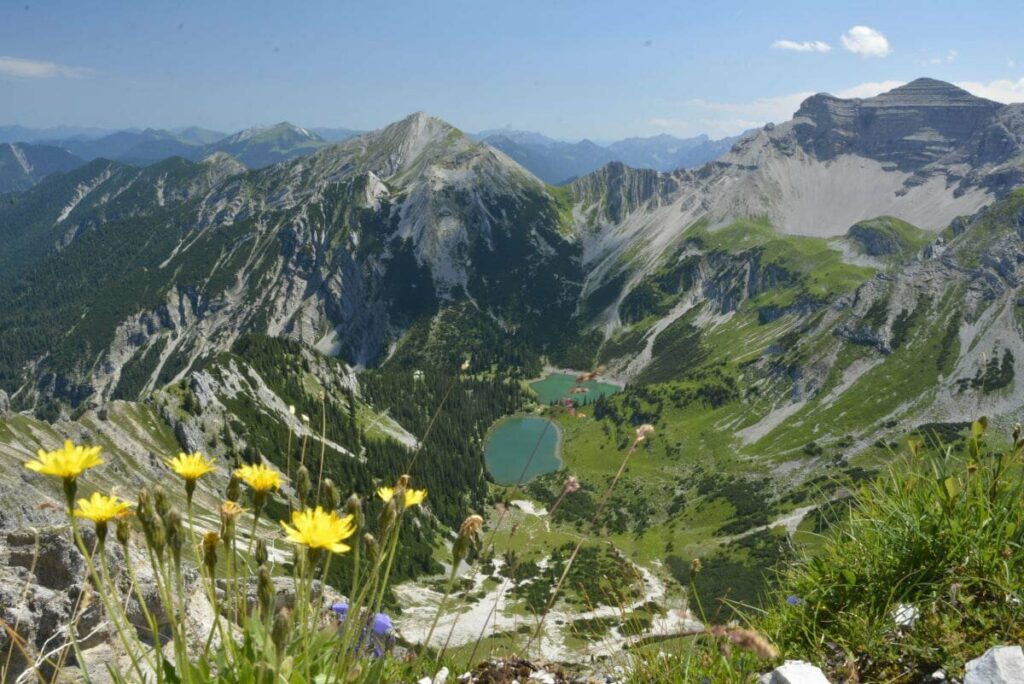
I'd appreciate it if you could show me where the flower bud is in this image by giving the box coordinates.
[323,479,341,511]
[378,496,398,533]
[296,466,311,507]
[271,608,292,652]
[363,532,379,563]
[95,520,109,547]
[116,517,132,547]
[202,532,219,573]
[255,539,268,567]
[226,474,242,502]
[258,564,275,617]
[149,517,166,556]
[345,493,364,529]
[165,510,184,567]
[154,487,171,519]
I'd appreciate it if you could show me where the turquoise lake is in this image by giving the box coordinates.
[484,416,562,486]
[529,372,621,406]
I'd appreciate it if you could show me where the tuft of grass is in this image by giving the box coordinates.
[758,418,1024,682]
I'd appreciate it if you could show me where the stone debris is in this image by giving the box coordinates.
[759,660,832,684]
[964,646,1024,684]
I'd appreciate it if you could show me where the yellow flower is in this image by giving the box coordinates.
[73,492,132,523]
[234,463,283,492]
[24,441,103,480]
[166,452,216,482]
[280,506,356,554]
[376,486,428,508]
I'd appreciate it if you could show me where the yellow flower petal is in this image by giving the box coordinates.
[166,452,216,482]
[24,441,103,480]
[73,492,132,523]
[280,506,355,554]
[234,463,283,492]
[403,488,427,508]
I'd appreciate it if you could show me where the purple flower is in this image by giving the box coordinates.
[786,595,801,606]
[331,601,349,618]
[371,612,393,635]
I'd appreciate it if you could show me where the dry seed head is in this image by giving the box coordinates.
[727,628,779,660]
[459,514,484,538]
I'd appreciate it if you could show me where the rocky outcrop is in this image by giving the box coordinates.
[758,660,830,684]
[965,646,1024,683]
[0,389,9,416]
[791,79,1005,170]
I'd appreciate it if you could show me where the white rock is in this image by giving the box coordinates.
[759,660,831,684]
[965,646,1024,684]
[892,603,920,628]
[432,666,450,684]
[530,672,556,684]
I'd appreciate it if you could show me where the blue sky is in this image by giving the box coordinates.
[2,0,1022,140]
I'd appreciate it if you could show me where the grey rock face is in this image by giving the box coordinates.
[792,79,1006,170]
[0,389,9,416]
[965,646,1024,684]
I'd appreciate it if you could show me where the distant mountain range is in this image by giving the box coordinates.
[0,121,744,194]
[472,129,749,183]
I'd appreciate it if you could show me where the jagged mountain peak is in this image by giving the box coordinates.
[307,111,540,187]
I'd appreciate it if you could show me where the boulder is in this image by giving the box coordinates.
[759,660,831,684]
[965,646,1024,683]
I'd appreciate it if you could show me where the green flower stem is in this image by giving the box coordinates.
[422,557,459,656]
[68,512,147,684]
[122,547,167,684]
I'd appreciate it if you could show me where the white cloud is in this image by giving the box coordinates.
[841,26,891,58]
[921,49,958,65]
[649,76,1024,139]
[772,39,831,53]
[955,78,1024,103]
[834,80,905,99]
[649,81,907,137]
[0,56,94,79]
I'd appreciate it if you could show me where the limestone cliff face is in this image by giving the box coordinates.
[567,79,1024,330]
[790,79,1006,169]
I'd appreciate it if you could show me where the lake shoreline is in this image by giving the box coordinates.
[483,414,564,487]
[533,364,627,389]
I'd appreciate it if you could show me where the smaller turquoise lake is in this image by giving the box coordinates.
[484,416,562,486]
[529,372,621,406]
